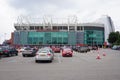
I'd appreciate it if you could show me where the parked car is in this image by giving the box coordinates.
[1,47,18,57]
[62,48,73,57]
[78,46,88,53]
[112,45,120,50]
[0,47,3,58]
[92,46,98,50]
[51,46,61,53]
[85,46,90,52]
[35,48,54,63]
[44,47,53,51]
[74,46,80,51]
[88,46,92,50]
[19,47,26,52]
[22,47,37,57]
[117,47,120,50]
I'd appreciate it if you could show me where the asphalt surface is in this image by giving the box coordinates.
[0,48,120,80]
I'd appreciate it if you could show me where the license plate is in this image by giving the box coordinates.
[40,54,46,56]
[67,54,69,55]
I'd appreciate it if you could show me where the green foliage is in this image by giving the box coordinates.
[108,31,120,45]
[115,35,120,45]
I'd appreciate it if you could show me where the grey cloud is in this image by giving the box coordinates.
[7,0,120,25]
[8,0,75,10]
[8,0,77,16]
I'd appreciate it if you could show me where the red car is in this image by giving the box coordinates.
[51,46,61,53]
[62,48,73,57]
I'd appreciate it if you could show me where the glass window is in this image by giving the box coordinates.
[63,26,68,30]
[30,26,34,30]
[28,37,32,44]
[69,26,75,30]
[53,26,58,30]
[84,30,104,45]
[63,37,68,44]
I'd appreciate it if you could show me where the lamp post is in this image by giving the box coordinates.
[4,33,6,41]
[0,35,2,44]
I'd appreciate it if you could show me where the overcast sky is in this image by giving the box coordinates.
[0,0,120,43]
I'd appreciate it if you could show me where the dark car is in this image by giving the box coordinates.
[78,46,88,53]
[72,46,77,51]
[1,47,18,57]
[0,47,3,58]
[72,46,80,51]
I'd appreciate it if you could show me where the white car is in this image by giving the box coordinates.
[19,47,26,52]
[22,47,34,57]
[35,48,54,63]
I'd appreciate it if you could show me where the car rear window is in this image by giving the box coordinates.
[64,48,71,51]
[25,48,31,50]
[38,49,48,53]
[1,47,9,50]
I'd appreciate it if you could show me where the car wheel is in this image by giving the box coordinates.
[35,60,39,63]
[32,54,35,57]
[49,60,52,63]
[8,53,12,57]
[0,56,2,59]
[16,53,18,56]
[23,55,25,57]
[25,55,28,57]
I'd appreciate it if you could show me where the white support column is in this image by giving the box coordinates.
[67,18,69,31]
[75,16,77,31]
[75,23,77,31]
[43,17,46,30]
[50,18,53,30]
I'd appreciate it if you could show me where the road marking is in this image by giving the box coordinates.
[57,53,62,63]
[6,59,17,63]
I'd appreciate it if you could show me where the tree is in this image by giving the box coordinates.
[108,31,120,45]
[114,37,120,45]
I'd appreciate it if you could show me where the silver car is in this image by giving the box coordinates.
[35,48,54,63]
[22,47,35,57]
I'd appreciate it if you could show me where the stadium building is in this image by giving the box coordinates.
[12,15,115,46]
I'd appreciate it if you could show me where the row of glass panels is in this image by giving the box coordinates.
[84,30,104,45]
[27,32,76,45]
[15,30,104,45]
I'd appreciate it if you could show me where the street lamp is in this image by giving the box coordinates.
[4,33,6,41]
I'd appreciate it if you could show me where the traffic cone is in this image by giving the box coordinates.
[96,54,101,59]
[103,52,106,56]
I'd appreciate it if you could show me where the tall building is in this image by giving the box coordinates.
[95,15,115,45]
[12,15,114,46]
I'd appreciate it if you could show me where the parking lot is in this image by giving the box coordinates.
[0,48,120,80]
